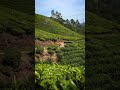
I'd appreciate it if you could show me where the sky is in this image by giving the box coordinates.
[35,0,85,22]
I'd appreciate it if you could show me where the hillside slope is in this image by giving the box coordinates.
[0,5,34,35]
[35,14,85,67]
[86,11,120,89]
[0,0,34,14]
[35,14,84,41]
[86,11,120,34]
[35,14,85,89]
[0,6,34,89]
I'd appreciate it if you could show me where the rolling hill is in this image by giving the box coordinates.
[35,14,84,41]
[35,14,85,67]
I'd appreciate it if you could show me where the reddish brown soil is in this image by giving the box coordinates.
[0,33,34,49]
[35,40,65,47]
[35,40,65,63]
[35,47,58,63]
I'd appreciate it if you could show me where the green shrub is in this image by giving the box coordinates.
[2,48,21,69]
[36,47,43,55]
[35,64,85,90]
[11,28,26,35]
[44,58,52,64]
[48,50,54,55]
[48,46,59,55]
[0,65,13,77]
[48,46,58,51]
[56,50,64,62]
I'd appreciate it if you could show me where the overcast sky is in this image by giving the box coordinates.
[35,0,85,22]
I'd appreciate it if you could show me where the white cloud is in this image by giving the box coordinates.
[35,0,85,22]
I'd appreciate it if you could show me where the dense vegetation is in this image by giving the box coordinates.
[86,10,120,89]
[50,10,85,34]
[87,0,120,23]
[35,12,85,90]
[61,41,85,67]
[0,4,34,89]
[35,63,85,90]
[35,14,83,41]
[0,5,34,35]
[0,47,34,89]
[0,0,34,14]
[35,29,83,41]
[2,48,21,69]
[35,13,85,66]
[86,11,120,34]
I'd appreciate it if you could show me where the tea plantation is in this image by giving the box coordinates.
[86,11,120,89]
[35,14,85,90]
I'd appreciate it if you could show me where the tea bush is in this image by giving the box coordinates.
[2,48,21,69]
[35,64,85,90]
[36,46,44,55]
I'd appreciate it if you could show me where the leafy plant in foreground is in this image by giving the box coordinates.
[35,64,85,90]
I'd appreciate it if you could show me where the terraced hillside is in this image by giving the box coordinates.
[61,40,85,67]
[0,0,34,14]
[35,14,85,89]
[35,14,85,66]
[0,5,34,35]
[0,5,34,51]
[35,14,84,41]
[86,11,120,89]
[86,11,120,34]
[0,5,34,89]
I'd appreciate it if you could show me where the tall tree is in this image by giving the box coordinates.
[51,10,55,16]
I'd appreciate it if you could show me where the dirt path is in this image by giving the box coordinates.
[36,40,65,47]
